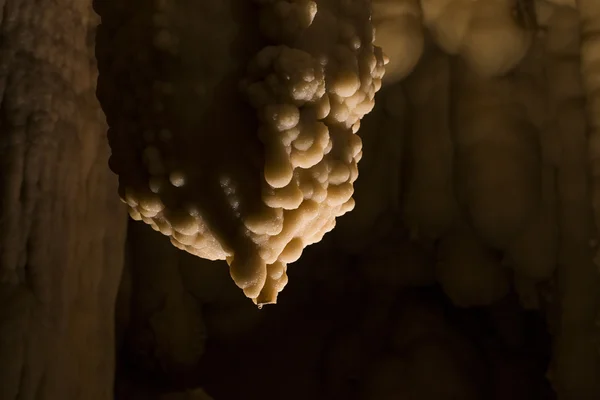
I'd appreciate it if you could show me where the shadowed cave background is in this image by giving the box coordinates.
[0,0,598,400]
[115,221,555,400]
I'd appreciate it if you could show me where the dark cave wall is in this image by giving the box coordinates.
[0,1,127,399]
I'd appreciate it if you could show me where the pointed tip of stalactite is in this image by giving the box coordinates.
[252,288,280,308]
[253,300,276,309]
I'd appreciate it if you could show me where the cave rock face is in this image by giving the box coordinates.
[0,0,127,399]
[1,1,600,400]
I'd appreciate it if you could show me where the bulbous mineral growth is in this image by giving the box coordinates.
[94,0,386,305]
